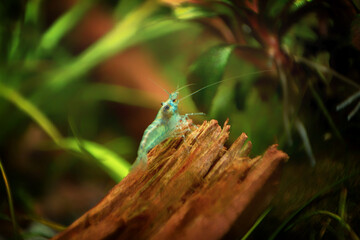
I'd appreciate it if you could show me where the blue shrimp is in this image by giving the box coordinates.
[133,70,272,168]
[133,90,201,168]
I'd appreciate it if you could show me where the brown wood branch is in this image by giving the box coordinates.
[52,120,289,240]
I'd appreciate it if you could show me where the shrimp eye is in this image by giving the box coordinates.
[172,99,176,102]
[161,102,164,106]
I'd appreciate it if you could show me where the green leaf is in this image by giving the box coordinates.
[8,22,21,61]
[309,84,343,141]
[59,138,131,182]
[44,0,158,92]
[293,0,314,9]
[230,89,282,155]
[36,0,95,53]
[267,0,293,18]
[174,3,216,20]
[25,215,66,232]
[33,2,191,101]
[0,83,62,145]
[269,172,360,240]
[188,44,235,112]
[114,0,144,19]
[208,80,235,121]
[286,210,359,240]
[131,18,191,48]
[0,157,20,239]
[338,188,347,220]
[294,118,316,166]
[24,0,42,24]
[241,207,272,240]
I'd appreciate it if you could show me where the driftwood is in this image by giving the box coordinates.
[52,120,288,240]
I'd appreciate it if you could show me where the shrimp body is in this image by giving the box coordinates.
[133,91,188,167]
[133,70,271,168]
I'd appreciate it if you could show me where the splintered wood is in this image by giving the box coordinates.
[52,120,289,240]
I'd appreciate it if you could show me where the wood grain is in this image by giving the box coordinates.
[52,120,288,240]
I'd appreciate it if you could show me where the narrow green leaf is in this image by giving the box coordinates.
[0,157,20,239]
[59,138,131,182]
[0,84,129,181]
[268,0,293,18]
[188,44,235,112]
[114,0,143,19]
[314,211,359,240]
[24,0,41,24]
[269,172,359,240]
[37,0,95,53]
[241,207,272,240]
[294,0,314,8]
[26,215,67,232]
[8,22,21,61]
[130,18,191,47]
[295,56,360,90]
[309,84,343,141]
[174,4,216,20]
[338,188,347,220]
[336,91,360,111]
[294,118,316,166]
[347,101,360,120]
[286,210,359,240]
[0,83,62,145]
[67,113,130,182]
[45,0,158,91]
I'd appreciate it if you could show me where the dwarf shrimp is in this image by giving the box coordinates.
[133,70,272,168]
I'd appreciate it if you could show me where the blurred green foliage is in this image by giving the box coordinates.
[0,0,359,239]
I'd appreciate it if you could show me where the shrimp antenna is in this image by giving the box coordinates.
[148,78,170,95]
[179,69,274,102]
[176,83,195,92]
[221,69,273,81]
[179,81,222,102]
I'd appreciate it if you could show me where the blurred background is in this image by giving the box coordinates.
[0,0,359,239]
